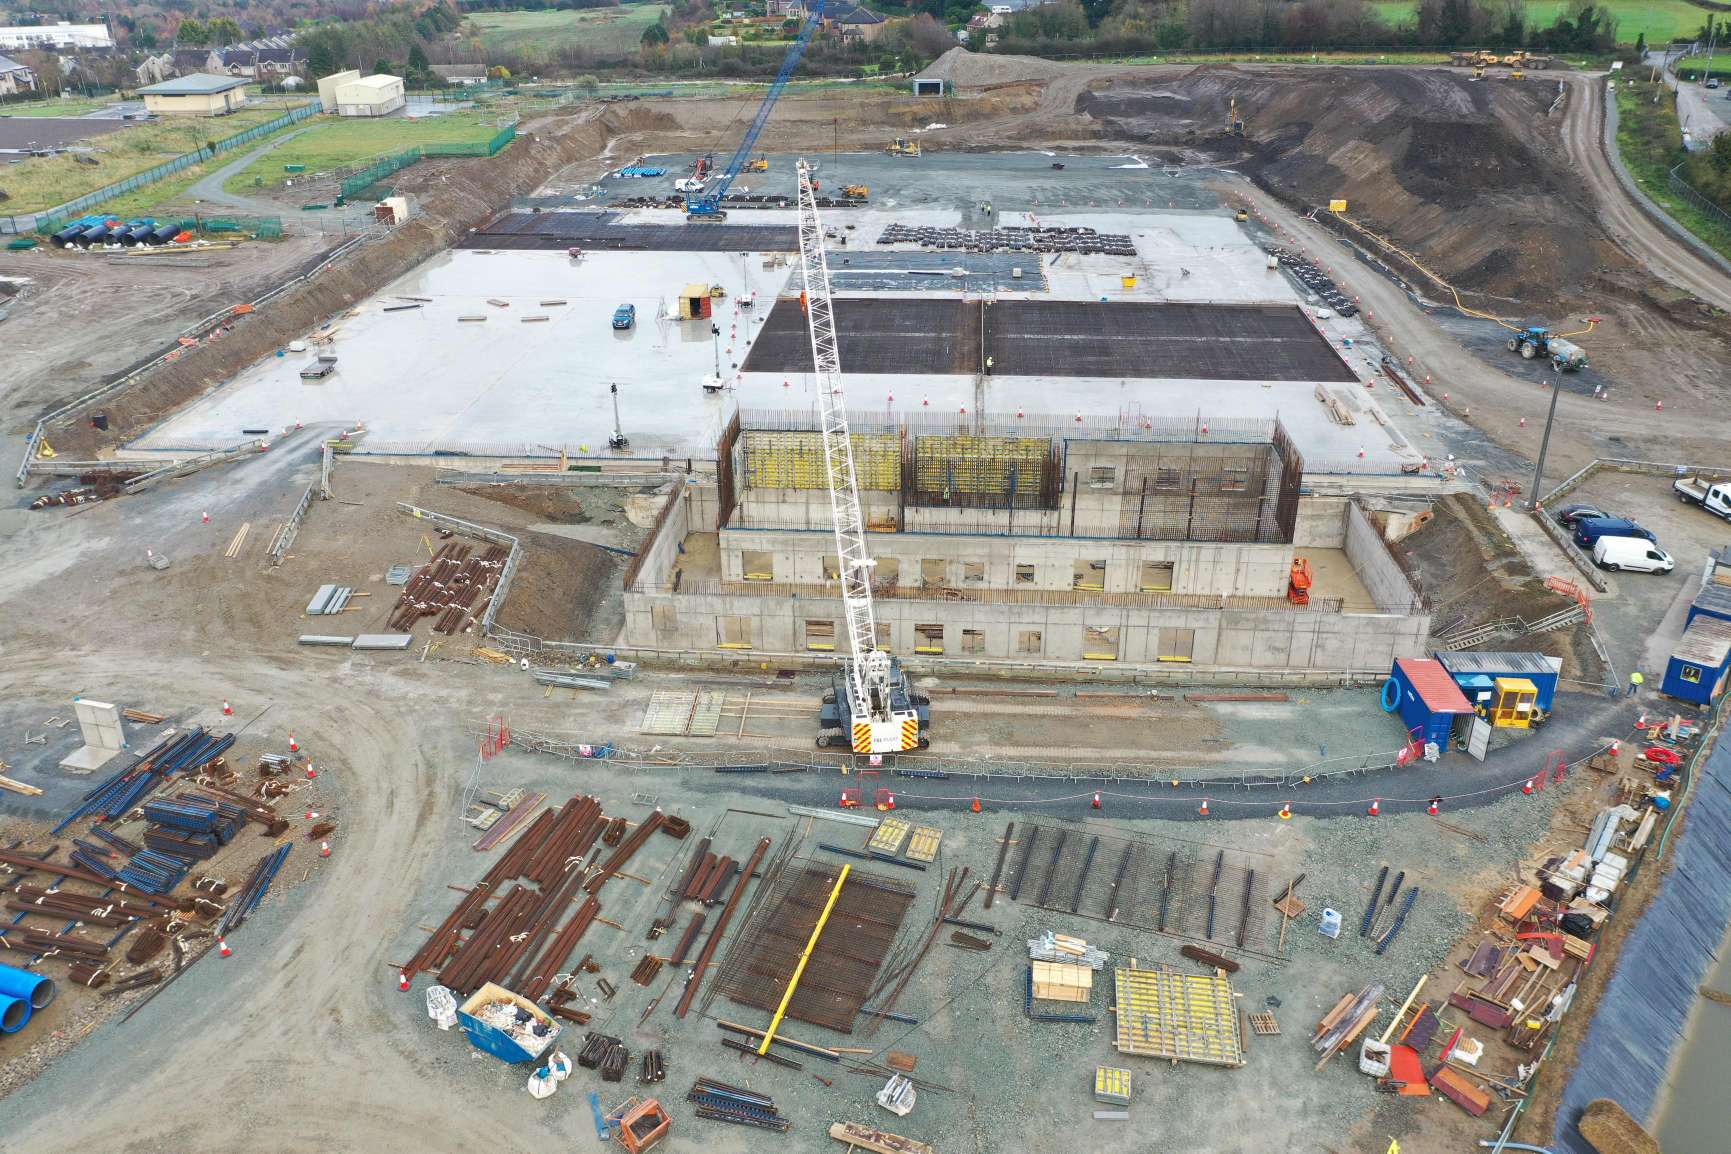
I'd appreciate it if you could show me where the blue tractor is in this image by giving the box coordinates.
[1507,326,1588,372]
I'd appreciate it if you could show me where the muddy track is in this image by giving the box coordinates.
[1564,74,1731,310]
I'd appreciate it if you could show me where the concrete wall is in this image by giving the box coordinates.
[1343,499,1419,612]
[632,487,691,589]
[624,585,1429,670]
[686,482,720,533]
[715,525,1292,597]
[1294,495,1348,548]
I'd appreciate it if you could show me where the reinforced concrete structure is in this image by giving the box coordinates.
[621,410,1429,673]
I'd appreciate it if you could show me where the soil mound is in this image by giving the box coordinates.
[919,47,1068,88]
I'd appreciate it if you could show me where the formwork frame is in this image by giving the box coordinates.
[1112,967,1245,1067]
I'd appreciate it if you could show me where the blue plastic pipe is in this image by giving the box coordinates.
[0,964,54,1010]
[0,993,30,1033]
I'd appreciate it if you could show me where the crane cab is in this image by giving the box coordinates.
[818,656,930,752]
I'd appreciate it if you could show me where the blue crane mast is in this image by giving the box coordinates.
[685,0,828,219]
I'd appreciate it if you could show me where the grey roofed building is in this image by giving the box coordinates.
[138,73,251,96]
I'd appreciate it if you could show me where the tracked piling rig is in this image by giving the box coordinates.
[793,160,929,755]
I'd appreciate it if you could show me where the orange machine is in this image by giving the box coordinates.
[1288,557,1313,606]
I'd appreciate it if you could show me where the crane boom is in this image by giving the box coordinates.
[795,159,920,755]
[687,1,827,218]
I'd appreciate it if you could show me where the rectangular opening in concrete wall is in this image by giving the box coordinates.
[805,619,836,651]
[1140,561,1175,593]
[1074,559,1106,592]
[651,603,678,636]
[1015,563,1036,585]
[875,622,892,650]
[876,557,901,589]
[963,561,985,584]
[914,623,944,655]
[1084,625,1120,661]
[1088,465,1117,489]
[962,628,985,654]
[1017,630,1043,655]
[741,549,774,581]
[1157,627,1195,662]
[823,554,840,582]
[920,558,948,588]
[718,616,753,649]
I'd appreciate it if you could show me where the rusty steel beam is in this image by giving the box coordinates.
[675,836,771,1020]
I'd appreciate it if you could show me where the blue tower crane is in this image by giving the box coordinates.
[685,0,828,219]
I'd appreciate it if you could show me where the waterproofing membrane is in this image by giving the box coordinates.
[463,211,796,253]
[743,297,981,376]
[1553,730,1731,1151]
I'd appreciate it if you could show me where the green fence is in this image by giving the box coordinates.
[338,123,516,199]
[15,101,319,236]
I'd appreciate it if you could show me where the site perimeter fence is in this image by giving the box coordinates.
[4,101,320,236]
[1667,161,1731,242]
[338,122,517,200]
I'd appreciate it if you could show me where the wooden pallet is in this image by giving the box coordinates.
[1247,1011,1280,1036]
[905,826,942,862]
[868,817,912,856]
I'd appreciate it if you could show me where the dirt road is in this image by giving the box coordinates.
[1563,74,1731,311]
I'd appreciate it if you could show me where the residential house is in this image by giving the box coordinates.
[827,5,887,43]
[0,52,34,95]
[430,63,487,86]
[765,0,807,17]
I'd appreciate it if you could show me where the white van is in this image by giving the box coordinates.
[1593,536,1674,573]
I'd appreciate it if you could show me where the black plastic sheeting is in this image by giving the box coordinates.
[462,210,796,253]
[1553,732,1731,1152]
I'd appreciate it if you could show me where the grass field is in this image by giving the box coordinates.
[0,96,120,118]
[222,110,515,192]
[1613,78,1731,260]
[465,5,670,59]
[0,105,303,215]
[1371,0,1713,43]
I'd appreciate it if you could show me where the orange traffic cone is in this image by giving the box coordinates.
[221,700,233,716]
[1199,798,1210,817]
[970,797,982,814]
[305,809,319,821]
[1428,798,1441,816]
[306,764,318,780]
[885,793,896,811]
[320,841,331,858]
[201,511,210,524]
[1091,792,1102,810]
[218,939,231,957]
[398,972,410,992]
[1278,803,1292,820]
[1521,779,1535,795]
[1367,799,1381,817]
[288,734,299,753]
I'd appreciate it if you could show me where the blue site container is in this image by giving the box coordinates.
[1435,651,1561,713]
[456,982,560,1063]
[1382,657,1474,747]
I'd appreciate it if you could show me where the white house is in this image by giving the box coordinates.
[0,52,34,95]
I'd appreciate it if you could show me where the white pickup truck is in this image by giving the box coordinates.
[1674,475,1731,520]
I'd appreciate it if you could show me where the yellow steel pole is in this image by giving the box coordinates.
[758,863,849,1055]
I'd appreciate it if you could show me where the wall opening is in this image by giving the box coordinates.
[1073,559,1107,591]
[961,628,985,654]
[741,549,774,581]
[920,558,949,588]
[875,621,892,650]
[914,623,945,654]
[718,616,753,649]
[1015,563,1036,585]
[804,619,836,651]
[963,561,986,584]
[822,554,840,582]
[1139,561,1175,593]
[1017,630,1043,655]
[1084,625,1120,660]
[875,557,901,589]
[1157,626,1195,662]
[1088,465,1117,489]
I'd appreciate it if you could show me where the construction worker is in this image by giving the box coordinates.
[1627,670,1644,698]
[984,356,994,376]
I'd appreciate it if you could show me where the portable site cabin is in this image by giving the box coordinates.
[1662,615,1731,706]
[1435,651,1561,721]
[1687,582,1731,629]
[1383,657,1474,748]
[677,283,713,320]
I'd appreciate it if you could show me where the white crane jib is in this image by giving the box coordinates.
[794,158,916,754]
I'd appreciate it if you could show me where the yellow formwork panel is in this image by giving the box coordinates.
[867,816,911,855]
[905,826,942,862]
[912,435,1047,497]
[741,430,900,491]
[1094,1066,1132,1105]
[1112,967,1245,1067]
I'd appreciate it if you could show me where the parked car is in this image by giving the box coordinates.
[1708,77,1722,89]
[1552,503,1610,529]
[612,303,636,330]
[1572,516,1657,548]
[1674,474,1731,522]
[1593,537,1674,573]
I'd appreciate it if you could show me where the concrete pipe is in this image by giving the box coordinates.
[0,994,30,1034]
[0,963,56,1010]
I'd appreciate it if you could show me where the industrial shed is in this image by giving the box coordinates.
[1663,616,1731,707]
[332,73,404,117]
[138,73,249,116]
[1435,651,1562,713]
[1383,657,1474,748]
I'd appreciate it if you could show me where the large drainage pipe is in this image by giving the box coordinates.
[0,963,56,1010]
[0,994,30,1033]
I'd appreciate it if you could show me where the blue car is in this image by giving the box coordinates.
[612,303,636,330]
[1572,516,1656,548]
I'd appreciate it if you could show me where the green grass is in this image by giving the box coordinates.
[1613,77,1731,261]
[0,105,303,215]
[87,166,213,219]
[0,96,120,117]
[465,5,671,60]
[1370,0,1713,44]
[222,110,515,193]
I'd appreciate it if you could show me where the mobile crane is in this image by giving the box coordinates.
[793,160,930,754]
[685,2,828,219]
